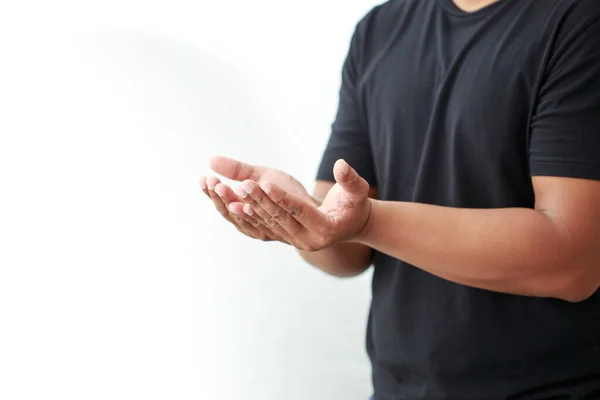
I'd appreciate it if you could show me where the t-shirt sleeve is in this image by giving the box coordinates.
[529,9,600,181]
[316,17,378,186]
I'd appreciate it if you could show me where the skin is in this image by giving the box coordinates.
[201,156,600,303]
[199,156,377,277]
[453,0,500,12]
[199,2,600,300]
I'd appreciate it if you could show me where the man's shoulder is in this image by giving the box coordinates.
[539,0,600,60]
[536,0,600,27]
[353,0,424,61]
[357,0,420,34]
[558,0,600,31]
[563,0,600,16]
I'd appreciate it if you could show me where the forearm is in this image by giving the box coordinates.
[297,242,373,277]
[358,200,594,301]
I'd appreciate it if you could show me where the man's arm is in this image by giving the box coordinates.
[232,162,599,300]
[351,10,600,301]
[297,180,377,277]
[356,176,600,302]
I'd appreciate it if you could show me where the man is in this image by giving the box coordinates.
[200,0,600,398]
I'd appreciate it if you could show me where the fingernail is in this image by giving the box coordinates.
[228,204,237,214]
[236,186,248,198]
[260,182,271,194]
[244,183,253,194]
[215,185,224,197]
[244,206,254,216]
[207,181,215,190]
[200,181,206,190]
[341,159,349,174]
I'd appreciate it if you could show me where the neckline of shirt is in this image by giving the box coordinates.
[437,0,509,18]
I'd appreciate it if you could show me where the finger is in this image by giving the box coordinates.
[199,176,211,197]
[231,204,291,244]
[209,156,261,182]
[214,182,241,204]
[239,180,306,234]
[228,201,271,233]
[211,184,284,243]
[333,159,370,198]
[211,182,263,233]
[206,178,284,243]
[229,202,261,226]
[235,182,304,246]
[233,222,268,240]
[206,177,233,221]
[240,203,296,246]
[214,184,269,232]
[257,181,327,229]
[203,177,285,244]
[233,202,289,244]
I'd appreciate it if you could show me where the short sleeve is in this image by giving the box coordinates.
[316,17,378,186]
[529,9,600,181]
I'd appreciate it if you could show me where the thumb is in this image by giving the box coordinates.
[333,159,369,198]
[209,155,260,182]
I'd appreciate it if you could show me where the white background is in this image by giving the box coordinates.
[0,1,378,399]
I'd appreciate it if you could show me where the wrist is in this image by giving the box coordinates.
[354,198,378,245]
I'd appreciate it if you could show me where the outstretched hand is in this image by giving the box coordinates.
[200,156,314,244]
[199,174,287,243]
[200,157,372,251]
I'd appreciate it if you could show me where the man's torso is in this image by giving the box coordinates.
[352,0,600,398]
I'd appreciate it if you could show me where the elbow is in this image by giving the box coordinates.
[299,251,371,278]
[553,269,599,303]
[557,284,598,303]
[322,264,372,278]
[541,244,600,302]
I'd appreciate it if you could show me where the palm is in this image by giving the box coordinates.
[319,182,371,239]
[254,168,309,200]
[319,183,346,214]
[206,156,372,248]
[209,156,310,200]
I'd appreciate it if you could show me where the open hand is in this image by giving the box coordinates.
[229,159,372,251]
[199,156,316,244]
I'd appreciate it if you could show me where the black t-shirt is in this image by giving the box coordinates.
[316,0,600,398]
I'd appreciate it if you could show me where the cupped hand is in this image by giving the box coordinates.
[233,159,372,251]
[200,156,314,244]
[208,156,315,204]
[199,175,286,242]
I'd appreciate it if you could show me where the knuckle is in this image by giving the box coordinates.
[254,192,265,203]
[317,234,333,249]
[290,206,303,218]
[265,215,278,226]
[273,209,288,222]
[279,196,292,209]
